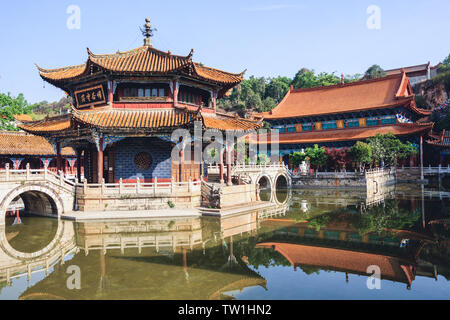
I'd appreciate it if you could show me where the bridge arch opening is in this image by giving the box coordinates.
[257,175,272,202]
[2,188,63,257]
[274,174,289,204]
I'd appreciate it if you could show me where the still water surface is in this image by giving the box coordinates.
[0,184,449,300]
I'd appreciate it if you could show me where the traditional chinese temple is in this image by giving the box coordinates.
[427,130,450,165]
[254,73,434,164]
[0,131,77,176]
[18,19,261,186]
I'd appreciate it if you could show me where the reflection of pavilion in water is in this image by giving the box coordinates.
[291,184,396,213]
[2,203,288,300]
[0,220,76,286]
[1,191,448,298]
[258,210,440,289]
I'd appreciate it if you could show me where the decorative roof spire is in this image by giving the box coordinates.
[140,18,156,46]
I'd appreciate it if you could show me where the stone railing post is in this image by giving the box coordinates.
[26,163,30,180]
[188,176,192,192]
[101,178,105,196]
[154,177,157,195]
[58,170,63,186]
[119,178,123,195]
[171,177,174,194]
[5,163,9,181]
[44,165,48,181]
[83,178,87,193]
[136,177,140,194]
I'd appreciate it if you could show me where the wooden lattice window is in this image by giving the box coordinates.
[134,152,152,170]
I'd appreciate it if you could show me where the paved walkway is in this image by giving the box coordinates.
[62,208,201,222]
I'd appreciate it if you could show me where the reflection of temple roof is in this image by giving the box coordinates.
[19,248,266,300]
[0,131,75,156]
[256,242,416,286]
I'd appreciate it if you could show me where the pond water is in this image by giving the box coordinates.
[0,184,449,300]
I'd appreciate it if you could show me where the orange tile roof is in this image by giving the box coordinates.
[88,46,191,74]
[256,242,415,285]
[0,131,75,156]
[13,114,33,122]
[36,64,87,82]
[18,114,72,133]
[37,46,244,86]
[72,107,196,129]
[252,123,433,145]
[19,107,262,133]
[257,73,431,120]
[193,63,245,84]
[202,112,263,131]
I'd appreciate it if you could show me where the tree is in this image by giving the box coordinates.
[261,97,276,112]
[292,68,341,89]
[364,64,386,79]
[325,147,351,171]
[265,77,290,102]
[0,92,33,131]
[367,133,416,167]
[350,141,373,171]
[290,151,307,167]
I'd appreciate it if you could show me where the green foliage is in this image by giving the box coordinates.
[367,133,417,167]
[290,151,307,167]
[364,64,386,79]
[350,142,373,171]
[292,68,341,89]
[351,200,420,236]
[217,70,360,114]
[257,154,270,165]
[290,145,327,169]
[0,92,33,131]
[167,200,175,208]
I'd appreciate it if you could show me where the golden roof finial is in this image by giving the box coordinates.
[140,18,156,46]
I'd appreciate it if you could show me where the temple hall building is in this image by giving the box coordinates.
[254,73,434,165]
[18,19,261,188]
[0,131,77,177]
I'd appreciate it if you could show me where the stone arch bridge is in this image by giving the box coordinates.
[0,166,75,227]
[207,162,292,202]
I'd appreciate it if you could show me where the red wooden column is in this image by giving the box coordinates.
[219,145,224,184]
[98,136,104,183]
[212,91,217,111]
[108,80,114,103]
[173,80,179,107]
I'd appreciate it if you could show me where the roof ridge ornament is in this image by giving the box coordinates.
[140,18,156,47]
[187,49,194,60]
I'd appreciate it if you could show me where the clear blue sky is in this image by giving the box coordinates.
[0,0,449,104]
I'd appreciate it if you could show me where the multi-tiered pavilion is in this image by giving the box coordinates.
[254,73,434,165]
[19,19,261,186]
